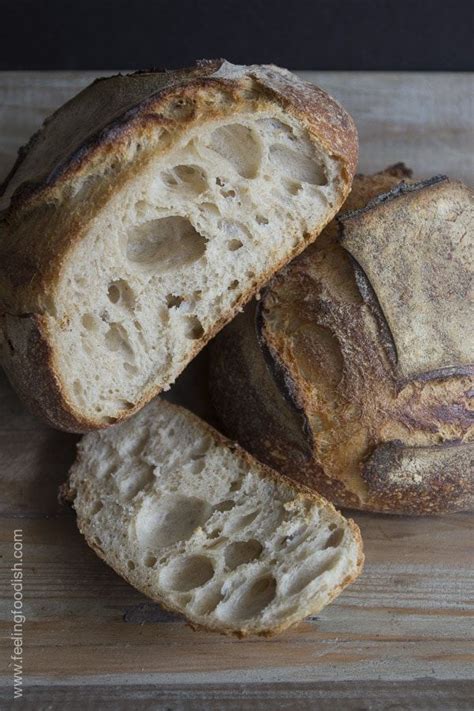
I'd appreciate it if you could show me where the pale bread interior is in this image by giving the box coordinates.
[49,109,343,423]
[69,398,362,636]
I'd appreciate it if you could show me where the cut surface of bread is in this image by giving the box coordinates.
[0,60,357,431]
[66,398,363,637]
[210,166,474,514]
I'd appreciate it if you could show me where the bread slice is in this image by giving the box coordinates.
[210,166,474,515]
[65,398,363,637]
[0,60,357,432]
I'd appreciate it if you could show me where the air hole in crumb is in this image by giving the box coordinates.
[144,553,157,568]
[161,555,214,592]
[221,189,236,199]
[107,284,120,303]
[285,555,339,596]
[324,528,344,549]
[224,539,263,571]
[223,574,276,621]
[127,560,136,571]
[228,239,243,251]
[236,510,259,528]
[126,216,207,271]
[208,124,261,179]
[199,202,220,217]
[119,464,154,501]
[207,529,221,540]
[135,495,212,548]
[124,362,138,375]
[328,523,337,531]
[190,437,211,458]
[73,380,83,396]
[285,180,303,195]
[193,589,224,615]
[229,479,243,492]
[90,500,103,516]
[107,279,135,309]
[105,323,134,356]
[161,165,207,194]
[215,500,236,513]
[256,215,269,225]
[81,313,99,331]
[185,316,204,340]
[269,144,327,185]
[228,280,239,291]
[166,293,184,308]
[189,459,205,475]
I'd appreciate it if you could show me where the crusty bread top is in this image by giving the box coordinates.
[1,61,357,215]
[0,60,357,311]
[0,60,358,433]
[210,166,474,514]
[340,176,473,383]
[67,397,363,636]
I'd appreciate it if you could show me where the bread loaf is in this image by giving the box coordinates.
[65,398,363,637]
[0,60,357,432]
[210,166,474,514]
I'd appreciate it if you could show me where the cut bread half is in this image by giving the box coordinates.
[0,60,357,432]
[65,398,363,637]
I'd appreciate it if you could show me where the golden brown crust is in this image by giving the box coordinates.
[0,60,357,432]
[210,167,474,515]
[340,177,473,383]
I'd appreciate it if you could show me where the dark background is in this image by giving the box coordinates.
[0,0,472,70]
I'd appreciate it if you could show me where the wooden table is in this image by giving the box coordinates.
[0,71,473,710]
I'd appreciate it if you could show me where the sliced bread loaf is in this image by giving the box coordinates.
[65,398,363,636]
[0,60,357,431]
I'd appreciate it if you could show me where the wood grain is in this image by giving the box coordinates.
[0,71,472,709]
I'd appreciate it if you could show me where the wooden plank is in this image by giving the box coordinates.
[307,71,474,184]
[1,681,473,711]
[0,71,472,707]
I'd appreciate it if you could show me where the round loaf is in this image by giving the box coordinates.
[210,166,474,514]
[0,60,357,432]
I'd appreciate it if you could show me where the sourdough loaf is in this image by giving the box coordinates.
[65,398,363,637]
[0,60,357,432]
[210,166,474,514]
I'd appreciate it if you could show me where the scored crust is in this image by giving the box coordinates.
[0,60,358,432]
[340,177,473,383]
[210,166,474,515]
